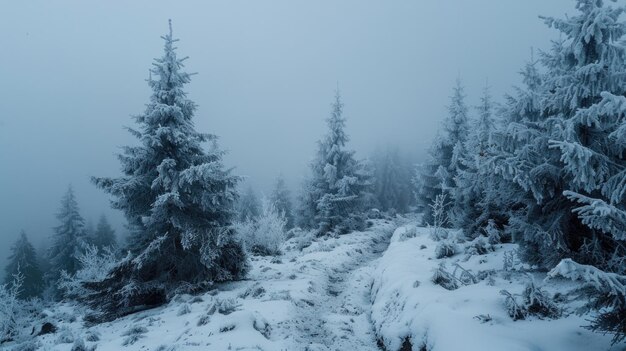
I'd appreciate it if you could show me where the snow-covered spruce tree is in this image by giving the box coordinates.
[489,0,626,270]
[541,1,626,341]
[35,242,54,300]
[486,52,545,249]
[372,146,413,213]
[89,214,116,250]
[48,185,88,285]
[452,83,497,238]
[413,145,443,223]
[270,175,295,229]
[415,79,470,225]
[295,176,320,229]
[301,90,373,235]
[543,0,626,272]
[4,231,43,299]
[237,186,261,222]
[89,22,247,320]
[488,54,558,266]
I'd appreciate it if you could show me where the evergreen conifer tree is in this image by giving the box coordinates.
[489,0,626,270]
[416,79,470,224]
[48,185,87,282]
[300,90,372,235]
[4,231,43,299]
[487,52,548,254]
[91,214,117,250]
[36,243,52,283]
[270,175,295,229]
[542,0,626,272]
[296,176,320,229]
[89,22,247,320]
[452,83,496,237]
[372,146,413,213]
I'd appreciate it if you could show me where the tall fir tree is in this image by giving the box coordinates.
[36,243,52,284]
[488,0,626,271]
[452,83,497,237]
[416,79,470,224]
[89,21,247,320]
[473,83,495,159]
[91,214,117,250]
[484,2,626,339]
[540,0,626,273]
[300,90,372,235]
[413,144,444,223]
[270,175,295,229]
[372,146,413,213]
[296,175,320,229]
[48,185,87,282]
[4,231,43,299]
[488,53,547,250]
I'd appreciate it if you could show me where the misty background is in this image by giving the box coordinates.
[0,0,572,271]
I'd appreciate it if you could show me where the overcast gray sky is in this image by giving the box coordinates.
[0,0,573,267]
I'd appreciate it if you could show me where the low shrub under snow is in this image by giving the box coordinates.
[235,200,287,256]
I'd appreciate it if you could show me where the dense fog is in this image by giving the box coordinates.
[0,0,572,271]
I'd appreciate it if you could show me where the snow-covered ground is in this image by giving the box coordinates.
[6,219,621,351]
[370,225,618,351]
[12,219,398,351]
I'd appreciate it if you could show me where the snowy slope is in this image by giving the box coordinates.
[370,225,618,351]
[6,220,621,351]
[9,219,398,351]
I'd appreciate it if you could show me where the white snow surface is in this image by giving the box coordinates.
[370,225,618,351]
[6,220,622,351]
[10,219,397,351]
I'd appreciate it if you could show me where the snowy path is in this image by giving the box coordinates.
[282,223,396,351]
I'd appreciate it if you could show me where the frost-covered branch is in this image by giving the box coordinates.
[548,258,626,344]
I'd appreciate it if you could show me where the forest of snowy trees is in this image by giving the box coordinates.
[1,1,626,350]
[416,0,626,343]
